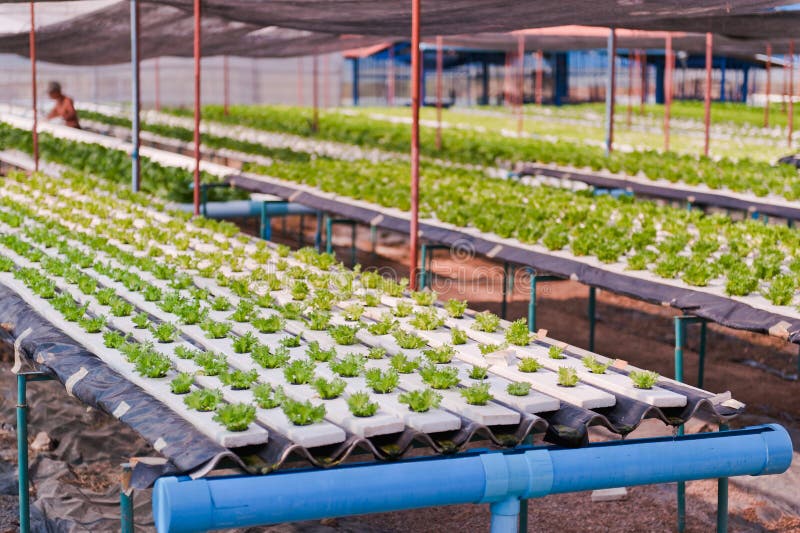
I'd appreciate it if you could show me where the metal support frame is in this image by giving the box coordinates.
[259,201,321,248]
[764,44,772,128]
[500,262,515,320]
[673,314,716,533]
[516,33,525,136]
[664,34,673,152]
[191,0,201,216]
[312,55,319,133]
[703,33,713,158]
[526,271,562,332]
[534,50,543,106]
[17,371,55,533]
[326,218,358,266]
[29,0,38,172]
[435,35,443,150]
[604,27,616,155]
[197,182,230,218]
[130,0,142,192]
[789,40,795,149]
[417,243,449,291]
[408,0,421,290]
[588,286,597,352]
[387,45,395,106]
[120,463,134,533]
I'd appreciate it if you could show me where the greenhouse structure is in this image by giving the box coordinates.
[0,1,799,532]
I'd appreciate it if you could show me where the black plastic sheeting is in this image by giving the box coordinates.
[517,163,800,222]
[227,172,800,344]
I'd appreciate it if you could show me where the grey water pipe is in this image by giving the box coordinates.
[173,200,316,219]
[153,424,792,533]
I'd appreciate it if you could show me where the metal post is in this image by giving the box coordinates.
[120,463,134,533]
[323,55,330,109]
[588,286,597,352]
[604,28,616,155]
[535,50,543,106]
[703,33,713,158]
[501,262,511,320]
[698,320,707,388]
[720,57,727,102]
[260,202,271,241]
[314,212,323,252]
[130,0,141,192]
[435,36,443,150]
[325,217,333,255]
[29,0,38,172]
[154,57,161,111]
[17,374,29,533]
[352,58,359,106]
[528,270,537,332]
[297,57,304,107]
[223,55,230,116]
[312,55,319,133]
[409,0,421,290]
[419,244,429,289]
[789,40,794,149]
[717,423,730,533]
[192,0,201,216]
[370,225,377,256]
[517,34,525,136]
[350,223,357,267]
[674,315,687,532]
[764,44,772,128]
[627,50,634,127]
[640,50,647,112]
[664,34,673,152]
[387,46,395,106]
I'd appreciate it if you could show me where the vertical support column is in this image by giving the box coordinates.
[192,0,202,216]
[323,55,330,109]
[764,44,772,128]
[788,40,794,149]
[154,57,161,111]
[703,32,713,158]
[535,50,543,106]
[29,0,38,172]
[640,50,647,111]
[517,34,525,136]
[664,34,674,152]
[604,28,617,156]
[17,374,29,533]
[528,270,537,332]
[120,463,134,533]
[698,320,707,388]
[717,422,730,533]
[352,58,360,106]
[627,49,634,127]
[223,55,230,116]
[297,57,304,106]
[500,262,511,320]
[312,55,320,133]
[315,212,323,252]
[490,498,520,533]
[481,60,489,106]
[435,36,443,150]
[130,0,141,192]
[674,315,686,532]
[387,45,395,106]
[720,57,727,102]
[408,0,421,291]
[588,286,597,352]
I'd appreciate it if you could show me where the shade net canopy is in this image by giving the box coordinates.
[0,0,797,65]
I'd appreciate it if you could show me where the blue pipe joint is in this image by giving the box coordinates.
[479,449,553,503]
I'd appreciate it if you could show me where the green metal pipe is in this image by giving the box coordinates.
[674,316,686,383]
[17,374,29,533]
[588,287,597,352]
[121,463,134,533]
[528,271,537,332]
[717,423,730,533]
[698,321,707,388]
[500,262,510,320]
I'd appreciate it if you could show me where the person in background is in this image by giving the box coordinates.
[46,81,81,128]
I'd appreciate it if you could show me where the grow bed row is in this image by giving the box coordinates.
[0,168,715,452]
[4,115,800,314]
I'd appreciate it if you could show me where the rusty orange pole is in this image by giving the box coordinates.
[703,32,713,157]
[435,36,443,150]
[312,55,319,132]
[604,27,616,155]
[192,0,201,216]
[154,57,161,111]
[223,55,230,115]
[764,43,772,128]
[29,0,38,172]
[664,35,673,152]
[535,50,543,105]
[640,50,647,113]
[323,54,330,108]
[789,40,795,148]
[387,45,395,105]
[517,34,525,135]
[409,0,421,290]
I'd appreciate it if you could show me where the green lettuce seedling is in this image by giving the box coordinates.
[213,403,256,432]
[252,383,283,409]
[582,355,610,374]
[393,329,427,350]
[629,370,659,389]
[229,300,255,322]
[280,334,302,348]
[367,313,398,336]
[283,359,316,385]
[505,318,532,346]
[399,389,442,413]
[347,392,379,417]
[557,367,579,387]
[252,345,290,369]
[548,345,566,359]
[79,315,106,334]
[306,310,331,331]
[330,353,366,378]
[479,342,506,355]
[518,357,542,373]
[103,330,127,349]
[195,352,229,376]
[170,373,194,394]
[312,377,347,399]
[151,322,178,343]
[201,320,232,339]
[132,312,149,329]
[282,397,326,426]
[423,344,455,364]
[411,290,437,306]
[469,365,488,380]
[280,302,306,320]
[367,346,387,360]
[306,341,336,362]
[251,314,285,334]
[134,350,171,378]
[220,369,259,390]
[451,327,468,345]
[420,365,460,390]
[506,381,531,396]
[183,389,223,411]
[392,301,414,317]
[473,311,500,333]
[390,353,421,374]
[329,324,360,345]
[410,308,445,331]
[365,368,400,394]
[444,299,468,318]
[460,383,493,406]
[342,303,365,322]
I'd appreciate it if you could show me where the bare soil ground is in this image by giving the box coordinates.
[0,219,797,532]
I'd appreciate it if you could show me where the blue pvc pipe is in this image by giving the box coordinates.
[175,200,316,219]
[153,424,791,533]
